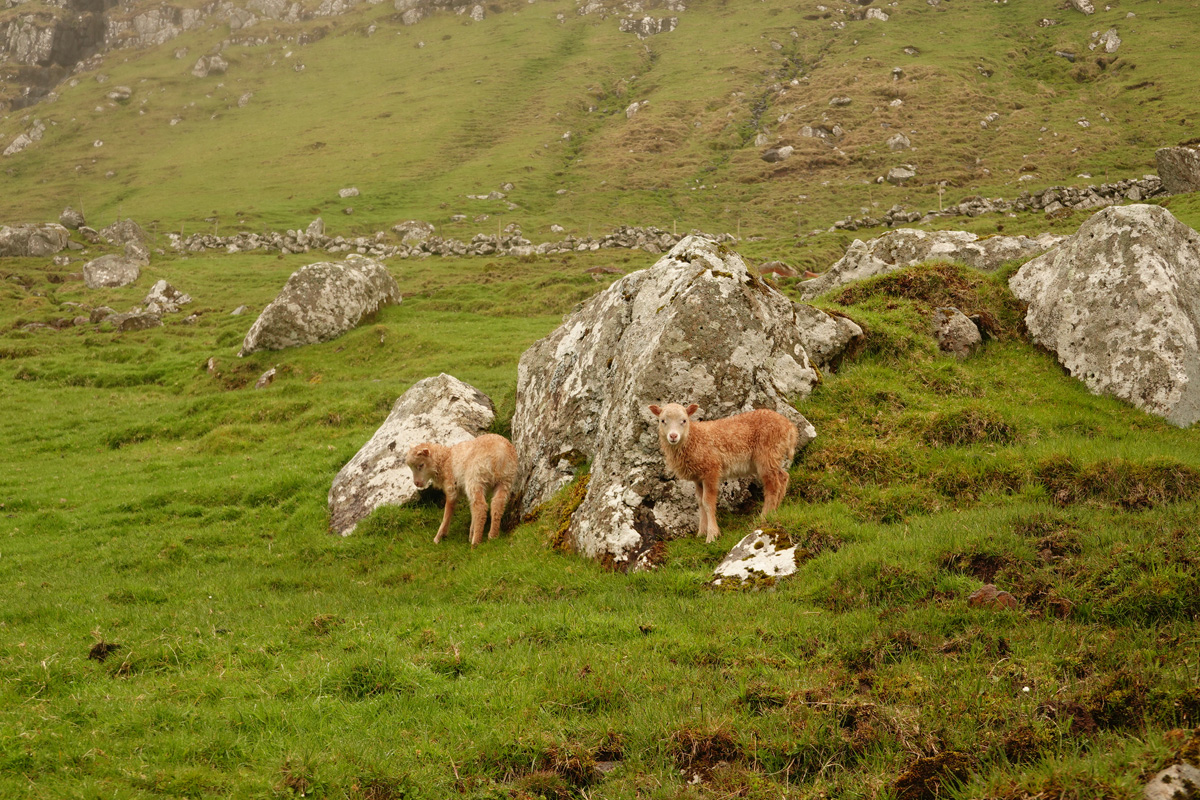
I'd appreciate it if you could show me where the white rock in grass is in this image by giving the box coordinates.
[712,529,799,586]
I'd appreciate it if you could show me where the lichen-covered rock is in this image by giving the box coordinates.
[513,235,859,568]
[392,219,436,245]
[106,311,162,331]
[59,207,86,230]
[328,374,494,535]
[933,307,982,359]
[191,53,228,78]
[0,223,70,257]
[711,529,799,587]
[801,228,1065,299]
[1156,145,1200,195]
[100,218,148,246]
[83,254,142,288]
[1144,763,1200,800]
[239,255,401,356]
[1009,204,1200,427]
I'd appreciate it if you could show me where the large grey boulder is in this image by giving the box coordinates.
[512,235,860,568]
[1156,145,1200,195]
[83,254,143,288]
[239,255,401,355]
[59,207,86,230]
[0,223,70,257]
[800,228,1065,299]
[328,374,495,535]
[1010,204,1200,427]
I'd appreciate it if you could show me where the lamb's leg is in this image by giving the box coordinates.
[760,468,785,515]
[702,476,721,543]
[693,480,708,539]
[488,483,510,540]
[468,485,488,546]
[434,489,457,544]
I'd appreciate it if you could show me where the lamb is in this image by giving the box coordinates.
[649,403,800,542]
[405,433,518,546]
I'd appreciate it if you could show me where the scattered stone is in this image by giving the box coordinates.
[89,306,116,323]
[143,279,192,314]
[239,255,401,356]
[106,85,132,101]
[886,164,916,185]
[392,219,436,245]
[328,373,495,535]
[512,235,857,568]
[107,311,163,331]
[761,145,794,163]
[1093,28,1121,53]
[3,119,45,157]
[1010,204,1200,427]
[254,367,276,389]
[1156,145,1200,195]
[306,217,325,237]
[82,255,142,289]
[933,307,982,359]
[231,305,248,315]
[865,7,888,21]
[829,95,852,107]
[338,187,360,198]
[618,16,677,38]
[237,91,254,107]
[0,223,70,257]
[712,529,799,587]
[192,53,229,78]
[1069,0,1094,13]
[968,584,1019,610]
[59,206,86,230]
[887,132,911,151]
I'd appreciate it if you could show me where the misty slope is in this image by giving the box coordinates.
[2,0,1198,245]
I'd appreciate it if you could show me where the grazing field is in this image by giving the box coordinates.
[2,226,1199,798]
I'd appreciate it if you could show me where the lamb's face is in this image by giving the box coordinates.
[405,445,436,489]
[650,403,694,447]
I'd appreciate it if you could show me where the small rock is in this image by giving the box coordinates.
[886,164,916,185]
[59,206,86,230]
[338,187,360,198]
[231,305,248,316]
[761,145,794,163]
[255,367,277,389]
[968,584,1019,610]
[933,307,982,359]
[829,96,852,107]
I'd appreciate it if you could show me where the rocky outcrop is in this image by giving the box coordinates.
[512,235,858,569]
[834,176,1167,231]
[239,254,401,356]
[801,228,1065,299]
[618,15,677,37]
[82,253,143,288]
[1156,145,1200,195]
[328,373,494,535]
[0,223,69,257]
[191,52,228,77]
[1009,204,1200,427]
[169,224,695,258]
[3,119,46,155]
[59,206,86,230]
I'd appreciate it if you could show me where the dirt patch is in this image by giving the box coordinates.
[939,550,1008,583]
[672,725,742,781]
[88,641,121,662]
[893,750,975,800]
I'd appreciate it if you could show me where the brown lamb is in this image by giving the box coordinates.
[405,433,518,546]
[649,402,799,542]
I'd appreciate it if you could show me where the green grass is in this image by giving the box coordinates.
[3,232,1200,798]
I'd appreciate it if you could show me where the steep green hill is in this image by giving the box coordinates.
[3,0,1199,244]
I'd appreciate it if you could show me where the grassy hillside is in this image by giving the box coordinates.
[3,0,1200,247]
[3,0,1200,797]
[3,223,1200,797]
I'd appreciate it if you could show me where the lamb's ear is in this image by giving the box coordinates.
[649,404,662,418]
[686,403,700,418]
[417,446,431,457]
